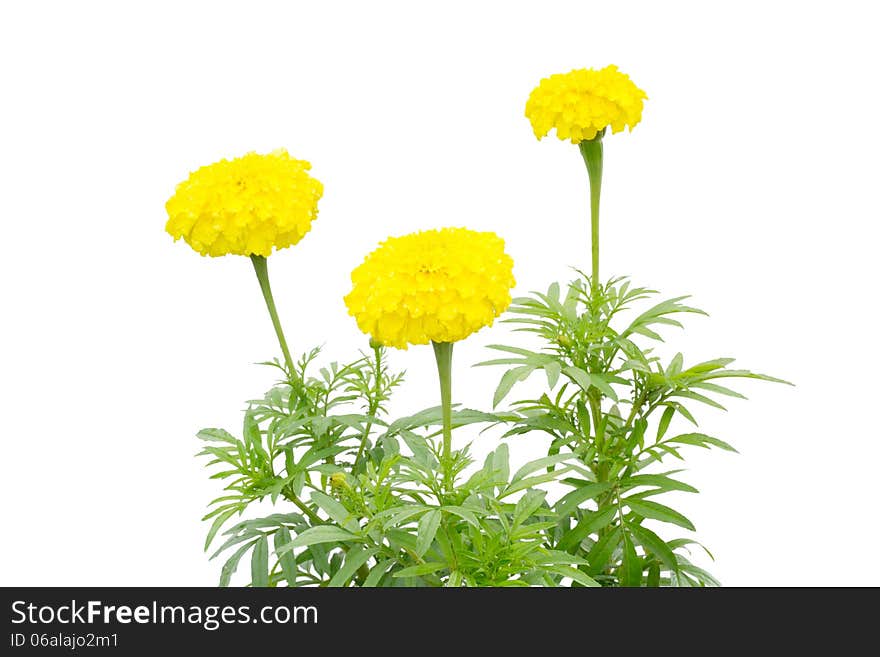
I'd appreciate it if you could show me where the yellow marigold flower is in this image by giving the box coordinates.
[345,228,515,349]
[165,149,323,257]
[525,65,647,143]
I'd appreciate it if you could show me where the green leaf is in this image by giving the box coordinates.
[197,428,238,444]
[576,400,590,436]
[250,535,269,588]
[673,390,727,411]
[656,406,675,441]
[493,366,532,408]
[440,506,480,527]
[327,547,378,587]
[446,571,464,587]
[620,532,641,587]
[274,527,297,587]
[667,432,738,453]
[690,381,747,399]
[416,510,442,558]
[620,474,699,494]
[204,507,238,552]
[363,558,395,587]
[393,562,446,578]
[219,540,258,587]
[587,527,621,575]
[589,374,619,401]
[546,565,599,587]
[555,482,613,518]
[310,491,359,532]
[500,470,568,499]
[489,443,509,485]
[544,360,562,388]
[512,454,572,483]
[563,366,593,393]
[514,489,547,526]
[682,357,736,374]
[558,506,616,552]
[283,526,360,551]
[625,499,696,531]
[628,523,679,573]
[564,366,618,400]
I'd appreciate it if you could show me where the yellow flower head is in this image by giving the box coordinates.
[345,228,515,349]
[525,65,647,143]
[165,149,323,257]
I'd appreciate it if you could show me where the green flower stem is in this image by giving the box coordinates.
[432,341,454,489]
[250,255,295,376]
[578,132,604,293]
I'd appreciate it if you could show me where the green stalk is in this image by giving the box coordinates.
[432,341,454,489]
[354,344,383,468]
[578,132,604,293]
[250,255,295,376]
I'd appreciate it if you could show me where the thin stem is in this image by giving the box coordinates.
[354,345,383,468]
[282,485,322,525]
[250,255,295,376]
[578,132,605,293]
[589,393,606,477]
[432,341,454,489]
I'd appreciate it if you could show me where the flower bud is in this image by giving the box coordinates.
[329,472,349,490]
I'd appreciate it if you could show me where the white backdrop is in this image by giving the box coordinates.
[2,1,877,586]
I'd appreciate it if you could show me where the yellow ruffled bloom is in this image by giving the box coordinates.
[165,149,323,257]
[345,228,515,349]
[525,65,647,143]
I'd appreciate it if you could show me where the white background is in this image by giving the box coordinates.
[2,1,878,586]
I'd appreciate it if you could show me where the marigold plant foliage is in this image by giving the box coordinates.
[165,149,323,257]
[167,65,787,588]
[344,227,515,349]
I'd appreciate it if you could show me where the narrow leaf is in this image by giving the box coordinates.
[416,510,442,558]
[327,547,378,587]
[250,535,269,587]
[625,499,696,531]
